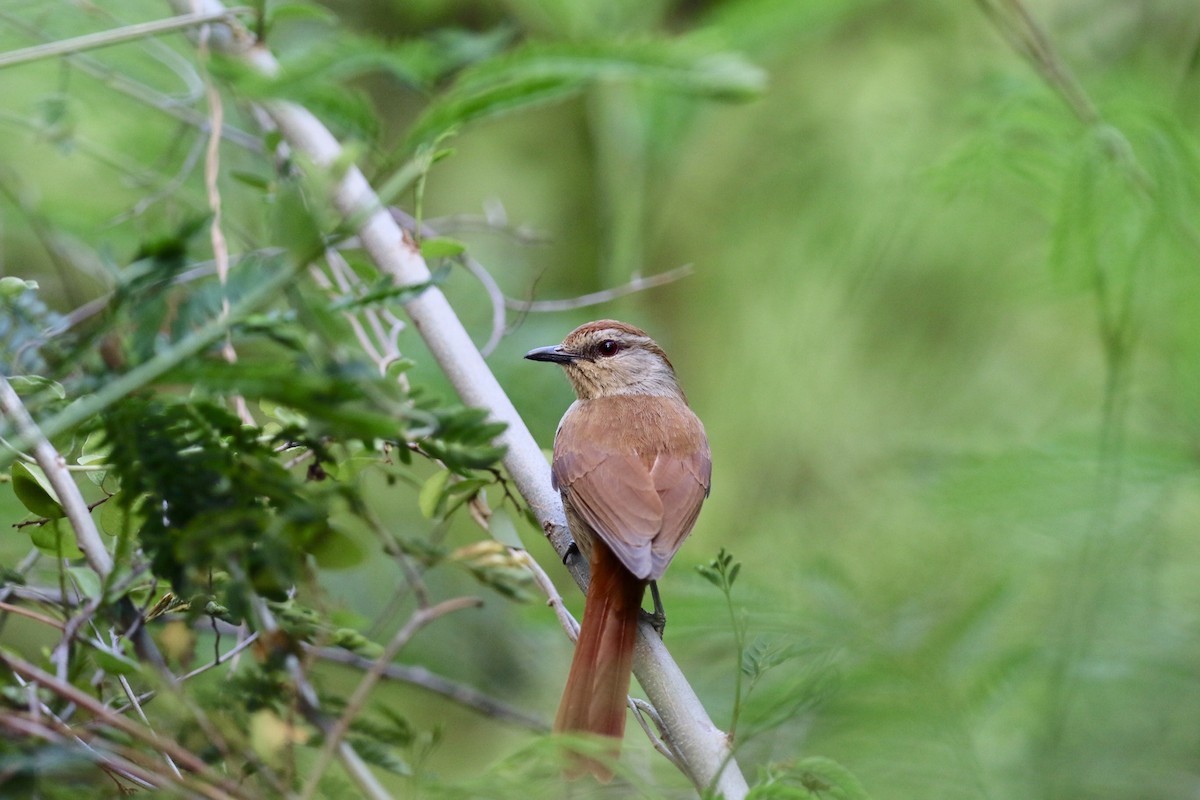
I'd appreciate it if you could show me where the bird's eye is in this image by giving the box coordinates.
[597,339,620,357]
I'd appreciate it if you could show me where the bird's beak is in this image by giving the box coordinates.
[524,345,575,364]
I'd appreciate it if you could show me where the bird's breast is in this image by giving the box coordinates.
[557,394,707,466]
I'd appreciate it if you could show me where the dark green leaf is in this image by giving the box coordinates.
[11,463,64,520]
[309,526,366,569]
[91,647,143,678]
[418,469,452,518]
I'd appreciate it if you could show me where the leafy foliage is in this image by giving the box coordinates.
[403,39,765,151]
[100,395,335,608]
[0,2,772,796]
[9,0,1199,798]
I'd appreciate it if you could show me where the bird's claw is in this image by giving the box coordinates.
[641,607,667,638]
[561,540,579,566]
[644,580,667,638]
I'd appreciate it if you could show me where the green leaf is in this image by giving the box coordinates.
[748,757,873,800]
[374,149,436,208]
[793,756,873,800]
[418,469,452,518]
[78,430,112,487]
[272,175,327,266]
[230,170,272,191]
[488,507,524,549]
[92,647,143,678]
[696,564,722,587]
[6,375,66,400]
[0,277,38,297]
[265,1,338,29]
[164,360,406,444]
[309,526,366,569]
[404,40,765,151]
[330,627,382,657]
[67,566,102,601]
[98,496,130,537]
[28,520,84,559]
[419,237,467,259]
[11,462,64,519]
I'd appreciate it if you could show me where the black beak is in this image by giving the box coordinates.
[524,345,574,364]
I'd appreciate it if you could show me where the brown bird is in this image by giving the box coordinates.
[526,320,711,780]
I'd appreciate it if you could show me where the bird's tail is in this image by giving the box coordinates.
[554,541,646,781]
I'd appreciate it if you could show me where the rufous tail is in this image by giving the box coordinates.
[554,541,646,781]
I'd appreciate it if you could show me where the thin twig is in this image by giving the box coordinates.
[298,596,482,800]
[630,697,685,769]
[984,0,1098,125]
[423,207,552,246]
[52,592,107,682]
[513,548,579,642]
[194,11,253,425]
[0,600,65,630]
[0,8,253,70]
[13,494,112,529]
[8,671,157,790]
[115,670,183,780]
[508,264,695,312]
[0,10,261,151]
[109,630,262,716]
[312,646,548,731]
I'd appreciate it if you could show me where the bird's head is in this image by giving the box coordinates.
[525,320,683,401]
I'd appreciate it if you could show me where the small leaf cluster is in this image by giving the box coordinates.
[697,546,741,596]
[745,758,873,800]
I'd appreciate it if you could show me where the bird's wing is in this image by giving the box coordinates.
[552,395,710,581]
[648,445,711,578]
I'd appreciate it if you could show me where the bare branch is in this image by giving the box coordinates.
[195,20,253,425]
[630,697,685,770]
[0,600,65,630]
[975,0,1098,126]
[508,264,694,313]
[512,548,579,642]
[0,8,253,70]
[312,646,548,732]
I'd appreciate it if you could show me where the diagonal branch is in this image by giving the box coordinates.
[0,8,252,70]
[166,3,749,796]
[0,376,113,578]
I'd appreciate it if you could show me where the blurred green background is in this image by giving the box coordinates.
[4,0,1200,797]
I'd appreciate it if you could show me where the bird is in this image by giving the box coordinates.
[525,319,711,780]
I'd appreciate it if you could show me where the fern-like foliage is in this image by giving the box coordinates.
[100,396,338,614]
